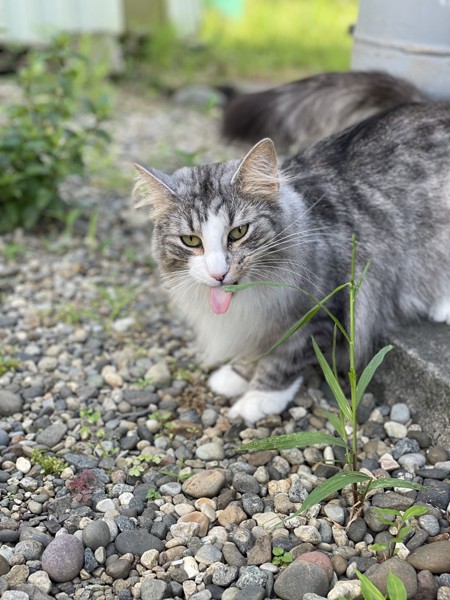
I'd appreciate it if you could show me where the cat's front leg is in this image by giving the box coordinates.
[208,363,254,398]
[227,348,305,423]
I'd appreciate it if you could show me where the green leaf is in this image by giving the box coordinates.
[401,505,428,521]
[356,345,393,405]
[355,570,385,600]
[272,547,284,556]
[312,337,352,421]
[386,571,407,600]
[318,408,347,440]
[290,471,370,516]
[369,543,389,552]
[372,507,402,519]
[367,478,424,492]
[238,431,347,453]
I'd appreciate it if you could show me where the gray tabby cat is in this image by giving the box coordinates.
[135,102,450,423]
[223,71,428,153]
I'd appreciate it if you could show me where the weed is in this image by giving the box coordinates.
[3,243,27,262]
[128,452,165,477]
[94,284,136,322]
[369,505,429,559]
[31,449,67,476]
[0,34,111,233]
[234,237,423,520]
[68,469,96,503]
[272,547,293,568]
[0,351,20,376]
[355,569,408,600]
[160,458,193,483]
[146,488,162,501]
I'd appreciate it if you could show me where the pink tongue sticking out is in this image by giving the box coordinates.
[210,287,232,315]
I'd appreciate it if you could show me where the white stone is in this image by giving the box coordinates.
[140,549,159,569]
[28,570,52,593]
[328,579,361,600]
[16,457,32,474]
[384,421,407,439]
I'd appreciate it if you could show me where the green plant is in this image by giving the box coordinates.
[3,243,27,261]
[160,458,193,483]
[234,236,423,516]
[31,449,67,475]
[68,469,96,503]
[0,34,111,233]
[0,351,20,376]
[128,452,164,477]
[272,547,293,567]
[94,284,136,322]
[354,569,408,600]
[369,505,429,559]
[146,488,162,501]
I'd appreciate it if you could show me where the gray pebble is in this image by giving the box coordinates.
[418,514,441,536]
[140,578,170,600]
[390,403,411,424]
[397,452,426,468]
[195,544,223,565]
[392,438,420,459]
[82,520,111,550]
[232,472,260,495]
[212,564,239,586]
[159,481,182,496]
[106,558,132,579]
[242,493,264,516]
[115,530,164,555]
[196,442,225,461]
[35,423,68,447]
[235,584,266,600]
[0,391,23,416]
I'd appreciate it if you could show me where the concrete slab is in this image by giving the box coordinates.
[372,323,450,447]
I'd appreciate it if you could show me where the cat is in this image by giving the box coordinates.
[222,71,429,153]
[134,101,450,424]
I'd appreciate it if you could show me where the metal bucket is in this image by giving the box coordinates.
[351,0,450,100]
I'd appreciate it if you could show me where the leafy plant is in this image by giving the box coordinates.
[0,351,20,376]
[355,569,408,600]
[0,34,111,233]
[272,547,293,567]
[234,236,423,516]
[128,452,164,477]
[3,243,27,262]
[31,449,67,475]
[369,505,429,559]
[68,469,96,503]
[146,488,162,501]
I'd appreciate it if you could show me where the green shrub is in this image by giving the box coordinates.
[0,35,111,233]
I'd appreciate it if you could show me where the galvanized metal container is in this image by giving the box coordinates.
[351,0,450,99]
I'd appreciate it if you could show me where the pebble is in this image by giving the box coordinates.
[390,403,411,424]
[196,442,225,461]
[366,557,418,598]
[41,534,84,582]
[115,530,164,555]
[274,561,329,600]
[384,421,408,439]
[82,520,111,549]
[407,541,450,573]
[140,578,170,600]
[0,391,23,415]
[182,470,227,498]
[35,422,68,447]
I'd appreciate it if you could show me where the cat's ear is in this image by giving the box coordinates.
[133,164,178,218]
[231,138,280,200]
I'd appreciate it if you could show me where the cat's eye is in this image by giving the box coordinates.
[229,224,249,242]
[181,234,202,248]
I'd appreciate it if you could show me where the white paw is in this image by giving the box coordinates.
[208,365,250,398]
[228,378,303,424]
[429,298,450,325]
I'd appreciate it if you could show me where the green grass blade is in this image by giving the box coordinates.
[387,571,407,600]
[293,471,370,515]
[318,409,347,440]
[372,507,402,519]
[401,505,428,521]
[238,431,347,452]
[355,570,385,600]
[355,259,372,295]
[368,478,424,492]
[312,337,352,421]
[356,345,393,405]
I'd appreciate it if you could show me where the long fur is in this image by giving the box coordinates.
[223,71,429,153]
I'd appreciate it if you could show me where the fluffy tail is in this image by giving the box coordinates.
[222,71,429,153]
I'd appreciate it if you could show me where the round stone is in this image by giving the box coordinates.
[15,457,32,474]
[196,442,225,461]
[407,541,450,573]
[274,561,329,600]
[41,534,84,582]
[390,403,410,424]
[418,514,441,537]
[0,391,23,416]
[366,557,417,598]
[115,530,164,556]
[232,472,260,495]
[106,558,132,579]
[195,544,223,565]
[82,520,111,550]
[182,470,227,499]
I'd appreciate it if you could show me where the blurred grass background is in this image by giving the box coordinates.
[125,0,358,89]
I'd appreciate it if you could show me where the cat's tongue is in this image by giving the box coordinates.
[210,287,232,315]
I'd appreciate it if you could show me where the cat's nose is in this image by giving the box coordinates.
[211,271,226,282]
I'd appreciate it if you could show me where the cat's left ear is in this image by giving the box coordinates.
[133,164,179,218]
[231,138,280,200]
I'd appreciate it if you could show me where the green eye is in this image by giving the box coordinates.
[181,234,202,248]
[229,224,249,242]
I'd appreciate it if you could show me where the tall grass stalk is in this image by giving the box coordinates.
[233,236,422,513]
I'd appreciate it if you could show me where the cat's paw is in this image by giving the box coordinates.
[228,378,302,423]
[429,298,450,325]
[208,365,250,398]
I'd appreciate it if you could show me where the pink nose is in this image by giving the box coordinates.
[211,271,226,282]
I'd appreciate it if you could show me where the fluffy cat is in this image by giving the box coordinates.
[135,102,450,423]
[223,71,428,153]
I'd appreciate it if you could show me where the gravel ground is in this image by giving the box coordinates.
[0,88,450,600]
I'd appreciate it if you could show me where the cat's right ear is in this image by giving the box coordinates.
[133,164,178,218]
[231,138,280,200]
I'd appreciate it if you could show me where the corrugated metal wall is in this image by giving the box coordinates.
[0,0,124,44]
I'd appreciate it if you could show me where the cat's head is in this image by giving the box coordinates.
[134,139,289,317]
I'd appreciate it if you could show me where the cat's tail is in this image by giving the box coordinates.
[222,71,429,153]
